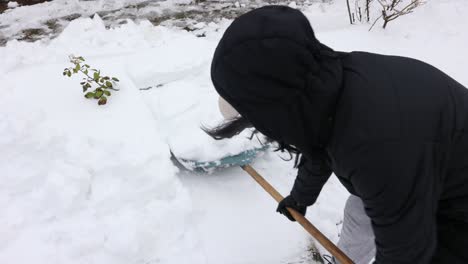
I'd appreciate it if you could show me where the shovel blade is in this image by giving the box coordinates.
[171,146,268,172]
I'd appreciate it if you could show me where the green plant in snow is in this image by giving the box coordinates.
[63,55,119,105]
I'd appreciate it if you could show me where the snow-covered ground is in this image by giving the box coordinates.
[0,0,310,44]
[1,0,467,263]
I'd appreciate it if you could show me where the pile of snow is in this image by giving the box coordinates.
[0,0,467,263]
[0,16,207,264]
[7,1,19,9]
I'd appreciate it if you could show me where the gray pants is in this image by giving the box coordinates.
[336,195,375,264]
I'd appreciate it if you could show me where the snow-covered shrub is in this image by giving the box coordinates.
[63,55,119,105]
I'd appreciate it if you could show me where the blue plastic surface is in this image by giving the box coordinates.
[176,146,268,172]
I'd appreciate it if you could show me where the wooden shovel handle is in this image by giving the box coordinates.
[241,164,354,264]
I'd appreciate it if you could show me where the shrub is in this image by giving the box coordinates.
[63,55,119,105]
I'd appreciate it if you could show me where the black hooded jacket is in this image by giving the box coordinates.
[211,6,468,264]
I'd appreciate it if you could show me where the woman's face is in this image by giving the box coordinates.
[218,97,239,120]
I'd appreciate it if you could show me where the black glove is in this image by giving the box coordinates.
[276,195,307,222]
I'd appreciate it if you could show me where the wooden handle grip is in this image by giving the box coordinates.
[241,165,354,264]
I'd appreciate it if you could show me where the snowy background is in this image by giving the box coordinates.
[1,0,467,263]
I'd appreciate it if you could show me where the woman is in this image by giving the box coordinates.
[206,6,468,264]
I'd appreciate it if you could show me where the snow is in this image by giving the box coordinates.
[1,0,468,263]
[0,15,204,264]
[0,0,190,42]
[7,1,18,9]
[289,1,297,9]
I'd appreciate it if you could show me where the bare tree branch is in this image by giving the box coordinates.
[369,14,383,31]
[346,0,354,24]
[375,0,424,29]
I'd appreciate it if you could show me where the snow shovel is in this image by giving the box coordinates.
[241,164,354,264]
[173,149,354,264]
[172,146,268,172]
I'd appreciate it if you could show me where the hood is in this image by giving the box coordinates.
[211,6,343,157]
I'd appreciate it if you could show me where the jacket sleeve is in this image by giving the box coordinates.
[351,142,443,264]
[290,150,332,206]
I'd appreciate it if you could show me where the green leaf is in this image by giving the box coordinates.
[93,72,99,81]
[78,56,85,61]
[94,89,104,99]
[80,81,85,85]
[85,92,95,99]
[112,77,119,82]
[84,69,89,75]
[67,71,71,77]
[104,90,111,96]
[98,96,107,105]
[106,81,113,88]
[84,64,90,68]
[103,76,110,80]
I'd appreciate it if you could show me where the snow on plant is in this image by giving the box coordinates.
[63,55,119,105]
